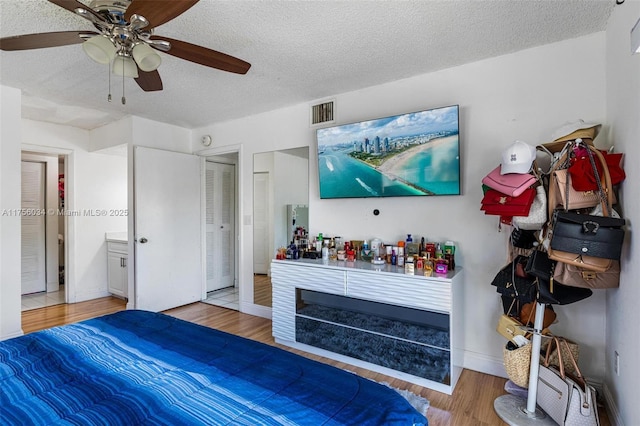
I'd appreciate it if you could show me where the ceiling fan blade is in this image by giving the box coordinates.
[0,31,97,51]
[48,0,105,22]
[125,0,199,29]
[135,69,163,92]
[150,36,251,74]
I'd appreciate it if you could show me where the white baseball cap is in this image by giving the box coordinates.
[501,140,536,175]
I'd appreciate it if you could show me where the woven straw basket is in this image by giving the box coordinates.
[503,343,531,388]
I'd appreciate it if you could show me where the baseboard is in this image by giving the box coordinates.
[603,383,623,426]
[74,289,111,303]
[0,329,25,341]
[240,302,272,319]
[462,349,508,379]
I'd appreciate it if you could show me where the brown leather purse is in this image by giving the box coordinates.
[553,260,620,289]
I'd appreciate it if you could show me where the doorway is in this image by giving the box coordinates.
[202,155,238,310]
[20,152,66,311]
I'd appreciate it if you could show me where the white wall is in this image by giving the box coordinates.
[604,2,640,424]
[0,85,22,339]
[198,33,613,383]
[90,117,133,151]
[22,120,128,303]
[273,151,308,250]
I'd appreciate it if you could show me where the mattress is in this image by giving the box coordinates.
[0,310,427,425]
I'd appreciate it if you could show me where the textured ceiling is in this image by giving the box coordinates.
[0,0,615,130]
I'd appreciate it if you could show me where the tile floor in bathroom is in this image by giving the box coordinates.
[202,286,239,310]
[22,286,66,311]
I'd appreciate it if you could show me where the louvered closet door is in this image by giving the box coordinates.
[206,161,235,292]
[21,161,46,295]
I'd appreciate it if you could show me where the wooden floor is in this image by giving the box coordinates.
[21,297,611,426]
[253,273,272,307]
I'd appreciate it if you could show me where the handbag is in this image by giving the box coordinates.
[525,249,555,282]
[503,341,532,388]
[519,302,556,328]
[497,315,527,344]
[547,246,613,273]
[497,298,527,343]
[491,257,537,302]
[544,337,580,377]
[536,276,593,305]
[482,165,537,197]
[481,188,536,216]
[553,260,620,289]
[552,169,603,210]
[512,185,547,230]
[548,142,616,212]
[568,148,625,191]
[537,337,599,426]
[550,210,625,260]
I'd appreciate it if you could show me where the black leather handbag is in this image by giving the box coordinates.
[525,249,555,282]
[536,277,593,305]
[521,250,593,305]
[491,256,536,303]
[550,211,625,260]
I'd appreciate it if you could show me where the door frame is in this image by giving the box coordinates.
[21,144,74,304]
[198,145,242,306]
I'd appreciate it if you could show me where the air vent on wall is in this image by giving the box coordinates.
[310,100,335,126]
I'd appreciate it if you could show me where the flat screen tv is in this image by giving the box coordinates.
[316,105,460,199]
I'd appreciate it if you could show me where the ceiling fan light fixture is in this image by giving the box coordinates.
[113,54,139,78]
[82,35,117,64]
[132,43,162,72]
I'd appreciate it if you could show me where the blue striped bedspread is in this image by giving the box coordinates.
[0,310,427,425]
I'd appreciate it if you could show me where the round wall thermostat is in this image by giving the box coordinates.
[201,135,212,147]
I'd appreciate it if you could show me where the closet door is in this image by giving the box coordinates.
[206,161,235,291]
[21,161,46,294]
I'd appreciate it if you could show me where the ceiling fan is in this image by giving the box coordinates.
[0,0,251,100]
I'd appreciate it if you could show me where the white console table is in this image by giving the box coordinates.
[271,258,464,394]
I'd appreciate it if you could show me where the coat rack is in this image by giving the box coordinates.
[494,301,556,425]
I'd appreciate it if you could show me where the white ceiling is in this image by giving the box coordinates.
[0,0,615,130]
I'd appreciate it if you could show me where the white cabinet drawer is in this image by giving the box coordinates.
[272,262,346,294]
[346,272,451,313]
[107,241,127,255]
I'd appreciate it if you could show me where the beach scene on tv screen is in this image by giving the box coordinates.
[317,105,460,198]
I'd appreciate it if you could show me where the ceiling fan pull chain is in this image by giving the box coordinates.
[121,61,126,105]
[107,62,112,102]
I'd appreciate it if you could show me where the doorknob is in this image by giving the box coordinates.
[139,237,148,244]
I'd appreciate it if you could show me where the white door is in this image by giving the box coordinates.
[134,146,202,312]
[206,161,235,292]
[253,172,270,274]
[21,161,46,294]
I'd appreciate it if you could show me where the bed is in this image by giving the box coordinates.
[0,310,428,425]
